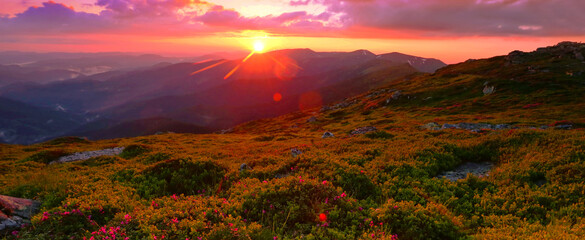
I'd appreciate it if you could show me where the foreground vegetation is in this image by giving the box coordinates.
[1,42,585,239]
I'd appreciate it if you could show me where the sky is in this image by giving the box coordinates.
[1,0,585,63]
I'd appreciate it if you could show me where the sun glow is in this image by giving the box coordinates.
[253,40,265,53]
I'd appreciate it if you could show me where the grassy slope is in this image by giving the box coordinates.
[1,42,585,240]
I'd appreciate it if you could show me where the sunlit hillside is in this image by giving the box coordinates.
[1,42,585,240]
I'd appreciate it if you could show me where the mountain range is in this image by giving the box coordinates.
[0,49,446,144]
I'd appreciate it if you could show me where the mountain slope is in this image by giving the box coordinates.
[0,97,83,144]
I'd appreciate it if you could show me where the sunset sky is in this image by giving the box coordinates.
[1,0,584,63]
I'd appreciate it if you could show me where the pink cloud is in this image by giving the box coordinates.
[317,0,585,36]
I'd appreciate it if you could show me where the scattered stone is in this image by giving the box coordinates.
[306,116,318,123]
[320,100,354,112]
[239,163,252,172]
[391,90,402,100]
[420,122,441,131]
[437,162,494,181]
[350,126,377,135]
[50,147,125,164]
[322,132,335,138]
[555,124,573,130]
[540,125,550,130]
[291,148,303,158]
[483,85,496,95]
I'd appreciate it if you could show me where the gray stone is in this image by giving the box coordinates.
[555,124,573,130]
[2,219,18,228]
[442,124,459,129]
[322,132,335,138]
[391,90,402,100]
[483,85,496,95]
[239,163,252,172]
[494,124,511,130]
[291,148,303,158]
[437,162,494,181]
[0,222,5,231]
[540,125,550,130]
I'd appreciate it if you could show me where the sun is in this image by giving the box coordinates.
[253,40,265,53]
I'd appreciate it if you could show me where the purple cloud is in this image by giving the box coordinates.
[318,0,585,36]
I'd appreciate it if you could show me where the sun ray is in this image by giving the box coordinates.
[224,64,240,79]
[190,60,229,76]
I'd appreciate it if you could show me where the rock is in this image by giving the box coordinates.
[555,124,573,130]
[437,162,494,181]
[442,124,459,129]
[420,122,441,130]
[540,125,550,130]
[0,195,41,219]
[2,219,18,228]
[306,116,317,123]
[291,148,303,158]
[483,85,496,95]
[0,222,4,231]
[51,147,125,164]
[350,126,377,135]
[494,124,512,130]
[239,163,252,172]
[391,90,402,100]
[322,132,334,138]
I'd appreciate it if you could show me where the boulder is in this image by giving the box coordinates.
[239,163,252,172]
[0,195,41,232]
[322,132,335,138]
[291,148,303,158]
[483,85,496,95]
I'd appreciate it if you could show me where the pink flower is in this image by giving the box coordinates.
[171,194,178,200]
[322,180,327,185]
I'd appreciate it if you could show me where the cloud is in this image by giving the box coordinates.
[0,1,111,34]
[317,0,585,36]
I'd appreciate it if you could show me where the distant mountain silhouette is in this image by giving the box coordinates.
[0,49,446,143]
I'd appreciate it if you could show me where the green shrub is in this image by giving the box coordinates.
[365,131,395,139]
[23,150,68,164]
[119,145,150,159]
[132,158,226,198]
[373,199,464,240]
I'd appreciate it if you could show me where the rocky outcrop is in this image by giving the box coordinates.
[437,162,494,181]
[50,147,124,164]
[422,122,512,132]
[0,195,41,232]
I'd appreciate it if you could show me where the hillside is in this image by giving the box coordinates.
[1,42,585,239]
